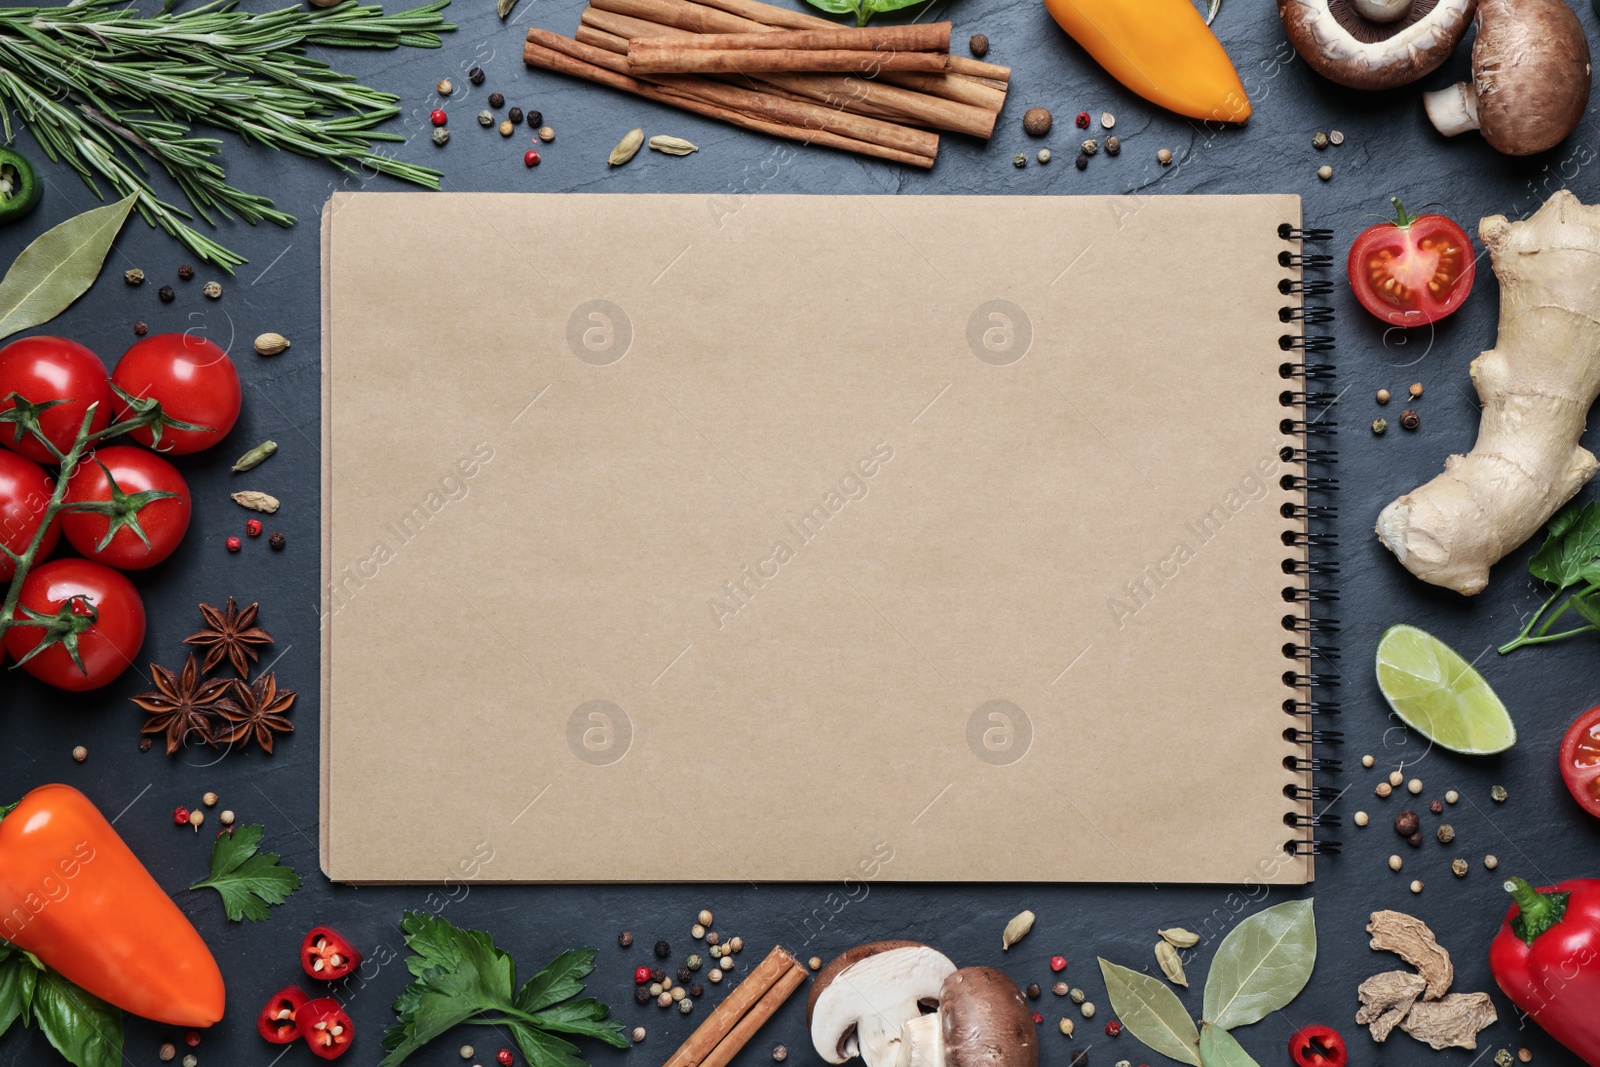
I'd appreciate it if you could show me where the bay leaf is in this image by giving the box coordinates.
[1098,958,1200,1066]
[1199,1023,1260,1067]
[1202,899,1315,1031]
[0,193,138,343]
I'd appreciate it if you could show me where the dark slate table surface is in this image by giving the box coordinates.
[5,0,1600,1065]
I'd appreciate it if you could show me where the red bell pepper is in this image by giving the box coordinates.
[1490,876,1600,1066]
[0,784,225,1027]
[257,986,311,1044]
[295,996,354,1059]
[301,925,363,980]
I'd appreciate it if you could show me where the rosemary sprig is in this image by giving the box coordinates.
[0,0,453,269]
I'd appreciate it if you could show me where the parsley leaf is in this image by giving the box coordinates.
[381,913,626,1067]
[1504,500,1600,654]
[188,824,301,922]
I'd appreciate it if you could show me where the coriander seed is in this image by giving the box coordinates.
[177,264,195,280]
[1104,135,1119,156]
[709,968,723,982]
[432,127,450,146]
[1492,785,1508,802]
[478,110,494,126]
[1157,148,1172,165]
[968,33,988,56]
[699,908,715,924]
[1317,164,1333,180]
[499,119,514,136]
[1353,811,1369,827]
[1389,770,1404,787]
[72,745,87,762]
[202,791,217,807]
[468,66,485,85]
[1311,131,1329,149]
[648,982,663,996]
[1407,777,1423,794]
[1410,879,1423,894]
[671,987,685,1002]
[1486,854,1499,869]
[773,1046,789,1063]
[203,280,222,299]
[1519,1049,1533,1062]
[189,809,204,831]
[219,810,234,825]
[1037,148,1051,164]
[1329,130,1345,145]
[705,931,720,946]
[509,107,524,124]
[1409,381,1424,398]
[1361,754,1375,767]
[159,285,175,303]
[632,1028,647,1043]
[1376,389,1390,405]
[1013,153,1027,168]
[1372,418,1388,435]
[1059,1018,1074,1038]
[692,923,706,938]
[159,1043,176,1062]
[1388,854,1403,871]
[656,992,672,1007]
[618,930,633,947]
[728,936,743,953]
[438,79,454,95]
[1022,107,1052,136]
[809,957,822,970]
[124,268,145,286]
[1452,857,1469,877]
[1437,824,1455,844]
[538,125,555,142]
[488,91,505,108]
[1375,781,1392,797]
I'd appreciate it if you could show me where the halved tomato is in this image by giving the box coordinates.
[1347,199,1475,327]
[1559,704,1600,818]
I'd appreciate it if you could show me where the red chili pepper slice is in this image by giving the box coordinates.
[1288,1025,1347,1067]
[301,926,364,981]
[256,986,310,1044]
[295,997,354,1060]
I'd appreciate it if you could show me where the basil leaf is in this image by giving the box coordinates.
[0,947,37,1038]
[30,968,122,1067]
[863,0,931,17]
[516,948,595,1013]
[0,194,137,344]
[1199,1023,1260,1067]
[1098,959,1200,1066]
[798,0,861,15]
[1202,899,1315,1030]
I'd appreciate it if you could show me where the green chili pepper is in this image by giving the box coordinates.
[0,148,41,223]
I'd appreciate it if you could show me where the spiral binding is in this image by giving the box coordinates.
[1278,220,1341,859]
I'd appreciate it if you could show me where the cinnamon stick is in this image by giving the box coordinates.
[698,963,810,1067]
[522,35,937,167]
[580,6,997,136]
[629,44,951,73]
[644,22,949,51]
[662,946,803,1067]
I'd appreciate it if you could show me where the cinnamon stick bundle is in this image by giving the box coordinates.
[628,44,951,73]
[662,946,808,1067]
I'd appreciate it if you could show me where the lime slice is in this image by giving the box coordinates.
[1375,624,1516,755]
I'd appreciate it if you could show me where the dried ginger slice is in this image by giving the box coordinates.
[1399,992,1498,1050]
[1367,910,1453,999]
[1356,971,1428,1042]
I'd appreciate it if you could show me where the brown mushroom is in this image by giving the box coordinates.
[1278,0,1477,90]
[808,942,957,1067]
[903,968,1037,1067]
[1423,0,1591,155]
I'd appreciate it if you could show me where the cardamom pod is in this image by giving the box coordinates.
[1155,941,1188,987]
[1001,909,1035,951]
[254,332,291,356]
[1158,927,1200,949]
[231,491,280,513]
[648,135,699,156]
[609,128,645,166]
[232,440,277,473]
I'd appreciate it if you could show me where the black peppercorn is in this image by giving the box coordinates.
[526,109,543,128]
[689,983,704,998]
[1074,154,1088,171]
[1025,983,1040,1000]
[619,931,634,948]
[268,531,286,551]
[1408,831,1423,848]
[158,285,175,303]
[1394,809,1419,836]
[468,66,485,85]
[650,968,666,983]
[654,941,671,959]
[968,33,988,57]
[676,966,693,985]
[634,987,651,1005]
[138,738,153,752]
[508,107,524,124]
[1399,408,1420,431]
[488,91,505,108]
[177,264,195,280]
[1070,1050,1089,1067]
[133,321,148,336]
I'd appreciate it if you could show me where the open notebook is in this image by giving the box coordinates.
[320,192,1336,884]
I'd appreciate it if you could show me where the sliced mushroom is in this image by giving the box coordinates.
[1423,0,1591,155]
[904,968,1037,1067]
[808,942,958,1067]
[1278,0,1477,90]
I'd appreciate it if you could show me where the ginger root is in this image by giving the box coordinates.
[1377,190,1600,594]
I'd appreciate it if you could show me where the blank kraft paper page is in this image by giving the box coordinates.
[320,191,1317,884]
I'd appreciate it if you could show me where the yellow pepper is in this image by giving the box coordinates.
[1043,0,1251,123]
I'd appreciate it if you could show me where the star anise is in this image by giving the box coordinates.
[132,654,239,755]
[218,672,296,753]
[184,598,274,678]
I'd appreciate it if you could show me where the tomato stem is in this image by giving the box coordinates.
[1389,197,1421,229]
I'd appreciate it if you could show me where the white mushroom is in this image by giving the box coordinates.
[1277,0,1476,90]
[808,942,957,1067]
[904,968,1037,1067]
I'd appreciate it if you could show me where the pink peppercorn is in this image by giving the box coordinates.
[1050,956,1067,972]
[1030,1012,1043,1025]
[1075,111,1090,128]
[1105,1021,1122,1037]
[173,807,190,826]
[226,536,241,553]
[524,149,541,167]
[246,518,263,537]
[430,109,448,126]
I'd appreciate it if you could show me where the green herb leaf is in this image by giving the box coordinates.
[1098,959,1200,1066]
[189,823,301,922]
[1202,899,1315,1030]
[797,0,863,15]
[1529,501,1600,587]
[510,1021,589,1067]
[516,949,596,1013]
[859,0,930,22]
[0,194,136,344]
[530,999,629,1046]
[0,943,37,1039]
[30,968,122,1067]
[1198,1022,1260,1067]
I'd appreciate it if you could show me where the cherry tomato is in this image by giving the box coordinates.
[0,337,113,464]
[294,997,354,1060]
[112,334,240,454]
[3,558,145,690]
[0,449,59,580]
[257,986,311,1044]
[60,446,191,569]
[1560,704,1600,818]
[1348,199,1475,326]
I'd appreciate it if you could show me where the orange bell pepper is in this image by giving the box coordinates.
[1042,0,1251,123]
[0,784,225,1027]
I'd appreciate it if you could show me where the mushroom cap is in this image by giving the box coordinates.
[1278,0,1478,90]
[937,968,1038,1067]
[808,942,957,1065]
[1472,0,1591,155]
